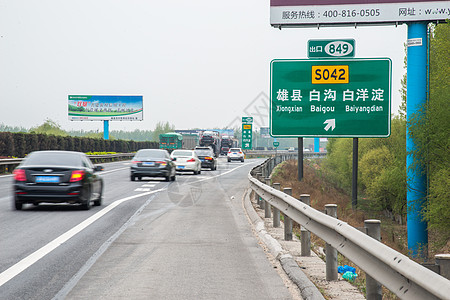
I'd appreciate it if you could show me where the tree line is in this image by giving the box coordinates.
[0,132,158,158]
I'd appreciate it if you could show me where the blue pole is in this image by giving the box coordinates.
[406,22,428,257]
[314,137,320,152]
[103,120,109,140]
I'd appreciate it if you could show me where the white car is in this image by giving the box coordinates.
[170,150,202,175]
[227,147,244,162]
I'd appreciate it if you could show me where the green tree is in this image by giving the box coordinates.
[30,119,68,136]
[408,22,450,242]
[152,121,175,142]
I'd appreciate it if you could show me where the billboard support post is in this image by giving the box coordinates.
[406,21,428,258]
[314,137,320,153]
[103,120,109,140]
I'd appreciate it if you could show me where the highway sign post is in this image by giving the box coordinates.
[242,117,253,150]
[270,58,391,138]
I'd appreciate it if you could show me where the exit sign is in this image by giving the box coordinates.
[270,58,391,138]
[308,39,355,58]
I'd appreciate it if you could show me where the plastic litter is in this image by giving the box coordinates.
[338,265,356,274]
[342,271,358,282]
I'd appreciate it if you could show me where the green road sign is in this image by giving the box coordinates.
[308,39,355,58]
[242,122,252,150]
[270,58,391,138]
[242,117,253,124]
[273,141,280,147]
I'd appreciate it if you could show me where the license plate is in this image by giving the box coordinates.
[35,176,60,183]
[143,162,155,166]
[178,166,185,169]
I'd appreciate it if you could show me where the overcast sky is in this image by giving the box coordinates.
[0,0,407,132]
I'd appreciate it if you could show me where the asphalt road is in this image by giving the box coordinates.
[0,157,294,300]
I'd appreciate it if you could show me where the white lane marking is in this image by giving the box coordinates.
[134,188,151,192]
[0,188,165,287]
[142,184,156,187]
[98,167,129,175]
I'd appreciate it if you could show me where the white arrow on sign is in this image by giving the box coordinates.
[324,119,336,131]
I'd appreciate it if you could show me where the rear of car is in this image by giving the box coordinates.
[227,148,244,162]
[13,151,103,210]
[194,147,217,170]
[170,150,201,175]
[130,149,176,181]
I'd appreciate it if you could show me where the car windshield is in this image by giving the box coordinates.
[134,149,166,159]
[22,152,82,167]
[230,148,241,152]
[195,149,213,156]
[172,150,193,157]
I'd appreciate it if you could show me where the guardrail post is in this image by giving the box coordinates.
[325,204,338,281]
[300,194,311,256]
[256,173,263,207]
[264,177,272,218]
[272,183,281,228]
[364,219,382,300]
[435,254,450,280]
[283,188,293,241]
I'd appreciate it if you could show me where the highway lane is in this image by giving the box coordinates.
[0,157,294,300]
[0,160,169,299]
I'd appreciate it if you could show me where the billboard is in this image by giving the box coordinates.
[68,95,143,121]
[270,0,450,27]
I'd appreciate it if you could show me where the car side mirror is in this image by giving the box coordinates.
[172,157,177,161]
[94,165,104,172]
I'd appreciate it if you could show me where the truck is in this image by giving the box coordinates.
[159,132,183,151]
[220,135,238,155]
[181,133,199,149]
[199,131,220,157]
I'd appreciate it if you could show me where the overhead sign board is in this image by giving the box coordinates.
[270,58,391,138]
[69,95,143,121]
[308,39,355,58]
[270,0,450,27]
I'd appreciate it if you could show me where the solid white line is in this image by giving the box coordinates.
[0,188,165,287]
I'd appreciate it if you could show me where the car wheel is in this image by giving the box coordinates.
[131,175,136,181]
[227,158,231,162]
[241,158,244,162]
[198,169,201,174]
[14,196,23,210]
[93,184,103,206]
[165,175,170,181]
[80,188,92,210]
[171,174,176,181]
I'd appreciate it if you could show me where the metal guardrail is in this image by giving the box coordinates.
[249,156,450,300]
[0,153,135,174]
[245,150,326,159]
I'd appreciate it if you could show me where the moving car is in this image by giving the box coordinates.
[194,146,217,170]
[227,147,244,162]
[170,150,201,175]
[130,149,176,181]
[13,150,104,210]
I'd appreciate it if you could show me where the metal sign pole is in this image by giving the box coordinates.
[352,138,358,209]
[406,21,428,258]
[298,137,303,181]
